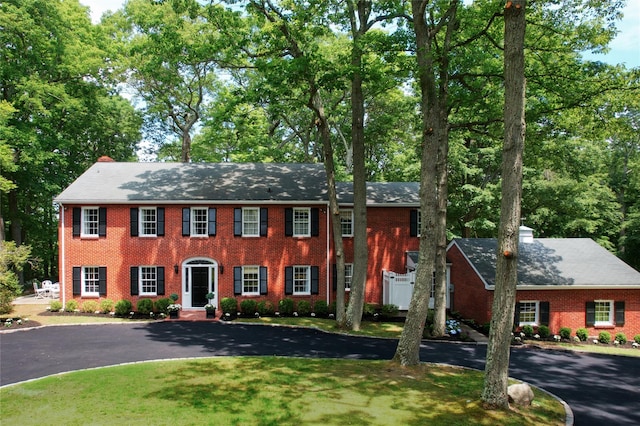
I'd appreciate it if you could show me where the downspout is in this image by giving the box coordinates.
[58,203,66,306]
[326,201,330,305]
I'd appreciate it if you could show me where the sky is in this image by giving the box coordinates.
[81,0,639,68]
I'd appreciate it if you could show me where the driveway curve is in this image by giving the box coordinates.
[1,321,638,425]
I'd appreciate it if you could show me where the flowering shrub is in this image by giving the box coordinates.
[167,304,182,312]
[445,319,462,335]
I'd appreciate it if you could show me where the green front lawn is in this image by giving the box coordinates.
[1,357,565,425]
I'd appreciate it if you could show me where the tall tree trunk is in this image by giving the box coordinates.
[482,0,526,409]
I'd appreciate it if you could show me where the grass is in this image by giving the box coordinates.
[0,357,566,425]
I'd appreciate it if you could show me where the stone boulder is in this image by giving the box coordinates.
[508,383,535,407]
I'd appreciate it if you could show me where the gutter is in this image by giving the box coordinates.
[58,202,66,306]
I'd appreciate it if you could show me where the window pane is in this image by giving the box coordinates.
[191,208,208,235]
[141,267,157,294]
[344,264,353,290]
[84,267,99,294]
[519,302,537,324]
[595,301,612,323]
[243,208,259,236]
[83,208,99,235]
[340,210,353,236]
[243,266,259,294]
[140,208,156,236]
[293,266,309,294]
[293,209,309,236]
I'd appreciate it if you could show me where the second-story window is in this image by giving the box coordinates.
[191,208,208,236]
[131,207,164,237]
[73,207,106,237]
[140,208,156,236]
[82,208,99,236]
[243,208,259,236]
[340,210,353,237]
[294,208,310,237]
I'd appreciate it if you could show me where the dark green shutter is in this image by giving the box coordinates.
[285,208,293,236]
[311,266,319,295]
[98,267,107,296]
[234,209,242,236]
[615,301,625,326]
[311,208,319,236]
[260,266,268,295]
[157,267,165,295]
[157,208,165,236]
[72,208,81,237]
[182,208,190,236]
[98,208,107,236]
[208,208,216,236]
[260,208,268,236]
[234,267,242,295]
[130,208,139,236]
[285,266,293,295]
[586,301,595,326]
[540,302,550,326]
[130,266,139,295]
[73,267,81,295]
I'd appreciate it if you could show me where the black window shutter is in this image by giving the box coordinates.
[157,207,165,236]
[233,267,242,295]
[615,301,625,326]
[98,207,107,236]
[260,266,268,295]
[72,208,81,237]
[586,301,596,326]
[332,264,337,291]
[208,208,217,236]
[157,267,165,295]
[73,267,81,295]
[182,208,190,236]
[514,302,521,326]
[410,210,418,237]
[130,208,139,236]
[98,267,107,296]
[130,266,139,296]
[234,208,242,236]
[285,208,293,236]
[540,302,550,326]
[311,208,319,236]
[260,208,268,236]
[311,266,319,295]
[285,266,293,295]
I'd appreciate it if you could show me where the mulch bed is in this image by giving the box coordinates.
[1,318,43,331]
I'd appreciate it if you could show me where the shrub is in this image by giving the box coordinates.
[81,300,99,313]
[615,332,627,344]
[598,331,611,344]
[522,325,534,337]
[313,300,328,317]
[114,299,132,316]
[576,328,588,342]
[49,300,63,312]
[155,298,171,314]
[100,299,115,314]
[296,300,311,316]
[278,298,294,316]
[0,288,15,315]
[635,334,640,345]
[559,327,571,340]
[65,300,79,313]
[381,304,398,318]
[220,297,237,314]
[328,301,337,315]
[537,325,550,338]
[363,303,377,317]
[257,300,275,316]
[170,293,179,302]
[240,299,257,315]
[136,299,154,315]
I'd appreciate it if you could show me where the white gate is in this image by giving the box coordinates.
[383,270,451,311]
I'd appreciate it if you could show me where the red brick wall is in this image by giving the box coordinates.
[448,242,640,338]
[60,204,419,310]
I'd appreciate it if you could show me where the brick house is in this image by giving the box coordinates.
[53,159,420,312]
[447,227,640,338]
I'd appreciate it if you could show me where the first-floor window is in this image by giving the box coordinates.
[242,266,260,295]
[83,266,100,296]
[594,300,613,325]
[518,301,539,325]
[344,263,353,291]
[140,266,158,295]
[294,266,310,295]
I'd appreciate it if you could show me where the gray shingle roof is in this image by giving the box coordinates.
[54,162,421,205]
[450,238,640,288]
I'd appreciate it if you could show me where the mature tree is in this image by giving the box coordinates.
[0,241,31,313]
[482,0,526,409]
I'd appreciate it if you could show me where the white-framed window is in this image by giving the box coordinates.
[293,266,311,295]
[340,210,353,237]
[293,208,310,237]
[594,300,613,325]
[140,208,157,236]
[243,208,260,237]
[344,263,353,291]
[242,266,260,295]
[518,301,539,326]
[83,266,100,296]
[82,207,99,237]
[191,207,208,236]
[140,266,158,295]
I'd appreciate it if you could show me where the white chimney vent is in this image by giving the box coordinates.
[519,225,534,243]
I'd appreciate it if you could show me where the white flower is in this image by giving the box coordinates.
[553,335,561,341]
[520,332,525,338]
[310,313,316,317]
[16,319,22,325]
[614,340,620,345]
[515,337,521,342]
[632,342,639,348]
[293,312,298,317]
[534,334,540,339]
[593,340,599,344]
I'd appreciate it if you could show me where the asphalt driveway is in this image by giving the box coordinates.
[1,321,638,425]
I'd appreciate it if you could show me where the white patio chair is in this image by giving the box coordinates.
[33,282,47,299]
[41,280,53,298]
[50,282,60,299]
